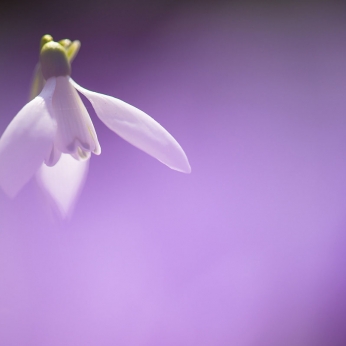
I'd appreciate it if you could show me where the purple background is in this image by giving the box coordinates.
[1,1,346,345]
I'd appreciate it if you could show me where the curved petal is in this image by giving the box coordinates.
[36,154,89,219]
[53,76,101,158]
[0,78,57,198]
[70,79,191,173]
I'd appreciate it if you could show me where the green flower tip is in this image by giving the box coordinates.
[58,38,81,62]
[66,40,81,62]
[58,39,72,48]
[40,34,53,49]
[40,41,71,80]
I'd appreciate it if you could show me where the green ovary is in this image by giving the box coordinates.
[40,41,71,80]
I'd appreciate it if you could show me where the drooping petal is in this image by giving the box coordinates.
[36,154,89,219]
[70,79,191,173]
[53,76,101,159]
[0,78,57,198]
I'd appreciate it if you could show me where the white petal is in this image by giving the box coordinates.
[70,79,191,173]
[53,76,101,158]
[0,78,57,197]
[36,154,89,219]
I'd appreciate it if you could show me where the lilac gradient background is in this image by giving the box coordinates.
[1,1,346,345]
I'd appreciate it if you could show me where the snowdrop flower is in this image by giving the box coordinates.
[0,35,191,218]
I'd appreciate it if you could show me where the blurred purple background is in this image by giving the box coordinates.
[1,0,346,345]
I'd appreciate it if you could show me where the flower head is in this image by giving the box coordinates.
[0,35,191,218]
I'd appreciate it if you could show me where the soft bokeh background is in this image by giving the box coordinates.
[1,0,346,345]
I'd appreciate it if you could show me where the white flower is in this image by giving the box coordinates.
[0,37,191,218]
